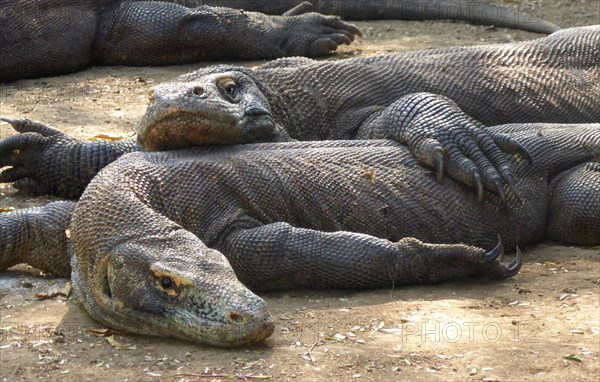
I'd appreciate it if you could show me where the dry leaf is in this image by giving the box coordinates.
[563,354,582,362]
[0,207,15,213]
[105,335,136,350]
[88,328,121,337]
[88,134,127,141]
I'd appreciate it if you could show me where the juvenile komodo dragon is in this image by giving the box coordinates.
[1,123,599,346]
[0,0,558,82]
[1,26,597,201]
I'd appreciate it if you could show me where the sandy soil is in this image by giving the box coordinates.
[1,1,599,381]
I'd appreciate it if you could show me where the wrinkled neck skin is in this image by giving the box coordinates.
[69,228,274,347]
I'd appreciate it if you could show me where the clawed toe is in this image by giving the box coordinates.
[0,117,62,136]
[493,180,506,203]
[504,247,522,278]
[481,237,522,279]
[282,1,313,16]
[483,236,503,263]
[515,142,533,164]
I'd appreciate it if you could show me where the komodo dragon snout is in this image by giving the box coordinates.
[73,231,274,346]
[138,71,288,151]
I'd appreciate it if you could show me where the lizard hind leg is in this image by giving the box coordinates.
[546,162,600,246]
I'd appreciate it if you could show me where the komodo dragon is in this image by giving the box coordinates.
[1,26,597,201]
[0,0,558,82]
[1,123,599,346]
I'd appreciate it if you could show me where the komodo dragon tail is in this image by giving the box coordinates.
[190,0,560,34]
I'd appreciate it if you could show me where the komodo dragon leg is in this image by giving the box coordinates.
[217,222,521,291]
[93,2,361,65]
[356,93,532,202]
[0,201,75,277]
[0,2,361,82]
[0,119,139,199]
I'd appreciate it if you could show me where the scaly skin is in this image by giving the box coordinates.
[137,26,598,197]
[172,0,561,32]
[1,123,598,346]
[139,26,599,147]
[3,27,598,200]
[1,0,560,81]
[0,0,360,81]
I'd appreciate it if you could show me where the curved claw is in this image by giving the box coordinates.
[505,173,518,194]
[515,142,533,164]
[483,236,504,263]
[504,247,522,278]
[323,17,362,38]
[494,180,506,203]
[0,167,30,183]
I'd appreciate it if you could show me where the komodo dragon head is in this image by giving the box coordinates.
[70,229,275,347]
[138,66,290,151]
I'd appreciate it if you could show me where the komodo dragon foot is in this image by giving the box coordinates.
[356,93,533,202]
[0,118,139,199]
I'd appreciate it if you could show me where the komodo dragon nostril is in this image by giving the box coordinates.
[228,311,245,324]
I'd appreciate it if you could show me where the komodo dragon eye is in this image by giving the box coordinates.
[160,276,173,289]
[219,79,238,100]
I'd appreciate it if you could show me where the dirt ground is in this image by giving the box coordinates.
[1,1,599,381]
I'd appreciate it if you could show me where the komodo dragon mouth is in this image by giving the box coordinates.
[138,109,276,151]
[137,71,280,151]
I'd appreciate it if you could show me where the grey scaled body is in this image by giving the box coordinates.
[1,123,599,346]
